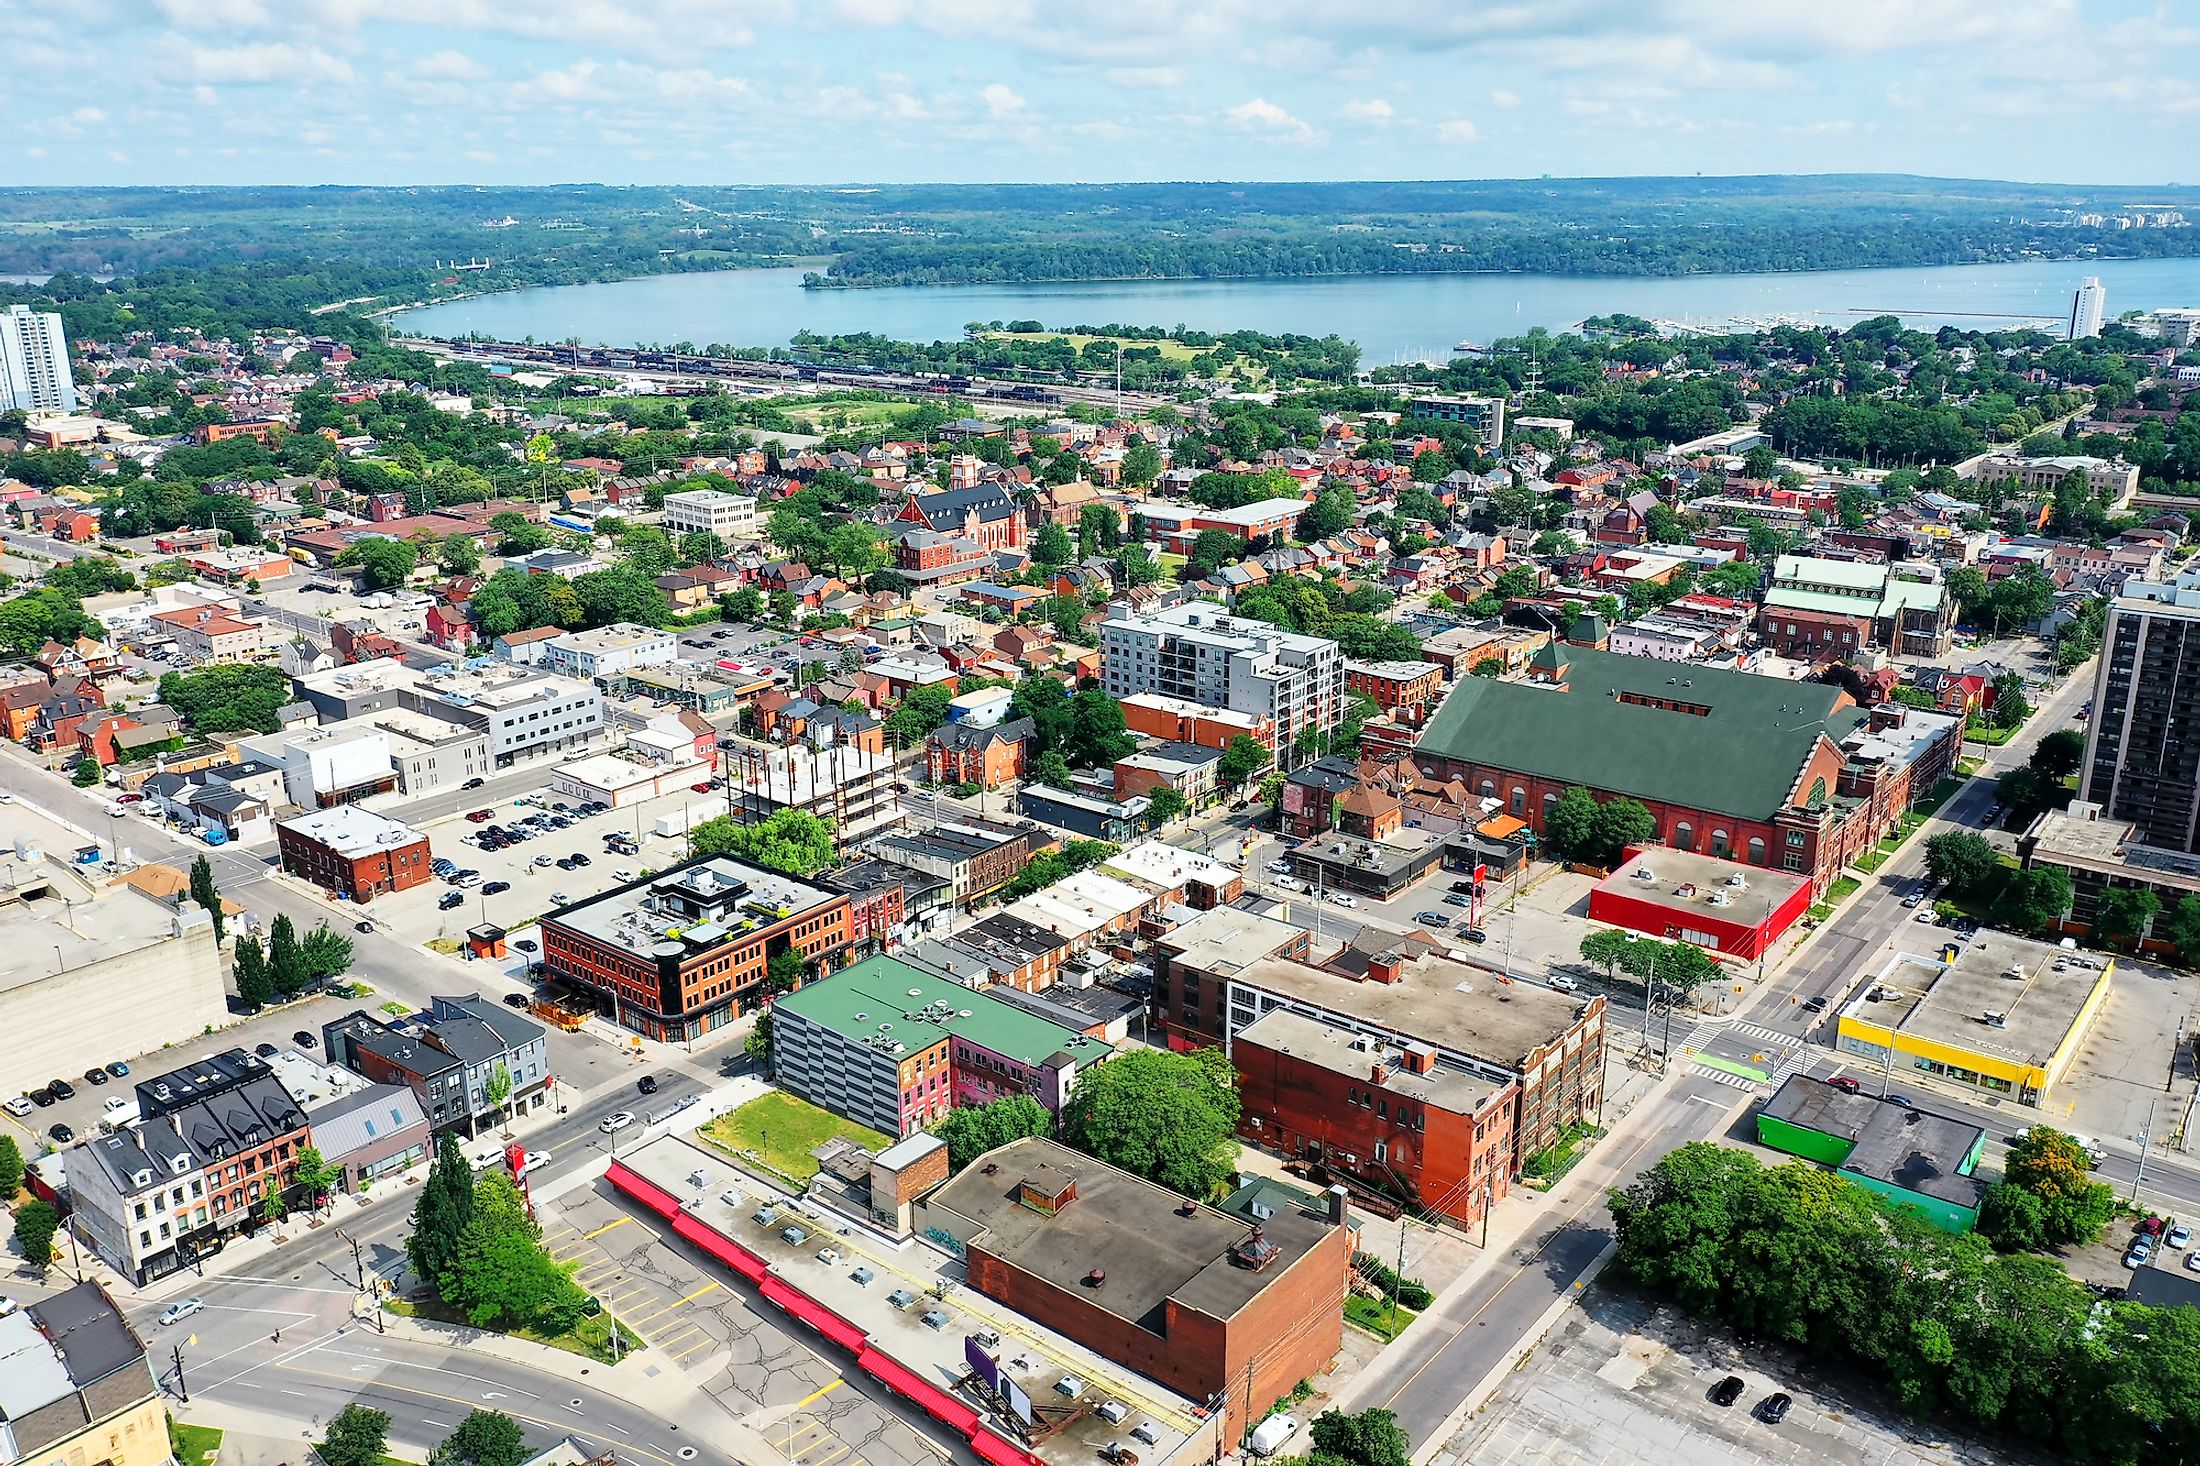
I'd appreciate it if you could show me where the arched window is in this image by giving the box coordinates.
[1479,778,1495,798]
[1711,829,1731,859]
[1748,836,1767,866]
[1674,822,1693,851]
[1510,786,1526,815]
[1542,792,1558,820]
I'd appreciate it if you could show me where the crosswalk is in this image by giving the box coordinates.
[1674,1017,1828,1091]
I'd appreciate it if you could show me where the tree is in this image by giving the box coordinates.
[438,535,483,577]
[744,1008,774,1069]
[767,946,807,993]
[721,586,763,623]
[885,683,956,747]
[1188,528,1244,573]
[1113,545,1163,587]
[1061,1047,1240,1198]
[1217,735,1271,790]
[484,1062,515,1126]
[2095,887,2161,947]
[266,913,307,996]
[1579,929,1631,984]
[2030,728,2085,781]
[1742,443,1780,479]
[1924,832,2002,898]
[1989,671,2031,730]
[289,1145,341,1214]
[1066,686,1136,768]
[159,664,292,735]
[1031,520,1075,571]
[299,922,355,982]
[12,1199,57,1269]
[1077,502,1122,557]
[932,1095,1057,1172]
[71,760,101,787]
[571,565,669,629]
[406,1133,478,1295]
[1543,786,1602,864]
[433,1411,529,1466]
[1976,1181,2050,1253]
[1120,441,1161,487]
[1588,797,1656,868]
[319,1405,394,1466]
[824,520,887,580]
[338,537,420,590]
[1308,1409,1411,1466]
[490,512,552,556]
[1298,486,1355,541]
[232,933,274,1008]
[2003,1127,2116,1245]
[1146,786,1188,826]
[688,808,837,876]
[1032,749,1074,789]
[0,1134,23,1197]
[677,530,725,566]
[619,525,676,576]
[2159,895,2200,962]
[1997,865,2072,934]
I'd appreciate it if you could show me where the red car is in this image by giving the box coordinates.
[2141,1216,2167,1236]
[1825,1076,1863,1094]
[691,782,713,793]
[466,809,495,823]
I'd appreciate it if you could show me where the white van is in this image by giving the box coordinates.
[1248,1415,1300,1458]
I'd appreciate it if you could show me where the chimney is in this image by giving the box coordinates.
[1326,1184,1350,1226]
[1368,950,1404,985]
[1370,1061,1388,1086]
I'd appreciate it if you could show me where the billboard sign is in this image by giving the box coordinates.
[964,1336,1001,1391]
[1003,1376,1034,1426]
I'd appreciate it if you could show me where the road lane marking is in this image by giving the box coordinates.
[274,1364,683,1466]
[584,1216,633,1239]
[792,1379,843,1410]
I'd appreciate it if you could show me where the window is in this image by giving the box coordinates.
[1373,1140,1388,1164]
[1711,829,1730,859]
[1510,786,1526,815]
[1748,837,1766,866]
[1674,822,1693,851]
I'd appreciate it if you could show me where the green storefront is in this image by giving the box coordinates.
[1755,1075,1988,1233]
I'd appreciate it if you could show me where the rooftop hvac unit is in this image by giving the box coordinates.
[1633,866,1656,882]
[2004,965,2026,980]
[1707,891,1729,905]
[1725,872,1746,888]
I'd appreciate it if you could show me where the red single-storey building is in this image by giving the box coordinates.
[1587,846,1812,961]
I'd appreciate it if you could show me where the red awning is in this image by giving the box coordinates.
[857,1345,983,1435]
[604,1162,682,1221]
[672,1213,769,1284]
[763,1274,870,1355]
[965,1432,1042,1466]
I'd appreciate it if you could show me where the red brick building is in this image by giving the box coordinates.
[1234,1009,1517,1228]
[919,1138,1349,1445]
[925,718,1033,789]
[1759,605,1873,659]
[1588,847,1813,961]
[539,855,852,1041]
[275,806,433,903]
[1343,659,1445,716]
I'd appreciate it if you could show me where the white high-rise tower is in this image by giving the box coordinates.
[2069,277,2106,341]
[0,304,79,413]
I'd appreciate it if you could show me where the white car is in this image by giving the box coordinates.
[613,868,636,881]
[1548,974,1580,993]
[1248,1415,1300,1458]
[598,1111,636,1134]
[1327,892,1357,908]
[158,1298,206,1326]
[2,1096,32,1117]
[523,1150,552,1171]
[1914,910,1937,924]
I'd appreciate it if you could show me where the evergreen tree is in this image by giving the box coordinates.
[407,1133,478,1295]
[232,934,275,1009]
[267,913,305,996]
[188,854,225,943]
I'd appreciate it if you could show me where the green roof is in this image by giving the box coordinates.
[1773,554,1887,592]
[1415,646,1866,822]
[774,954,1102,1066]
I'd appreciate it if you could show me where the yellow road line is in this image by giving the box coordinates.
[585,1216,634,1239]
[800,1444,852,1466]
[792,1378,844,1410]
[670,1335,720,1362]
[670,1280,721,1307]
[628,1280,720,1324]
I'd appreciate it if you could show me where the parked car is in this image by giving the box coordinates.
[1449,880,1478,894]
[2,1096,32,1117]
[503,991,533,1008]
[1415,911,1451,927]
[1914,910,1937,924]
[1880,1093,1914,1108]
[1247,1415,1299,1458]
[1759,1393,1793,1425]
[439,891,465,910]
[105,1061,128,1077]
[28,1088,55,1108]
[1710,1376,1746,1407]
[691,782,713,793]
[1442,892,1472,907]
[2140,1216,2167,1237]
[255,1042,279,1057]
[84,1067,108,1086]
[1801,995,1829,1013]
[550,891,570,904]
[1327,892,1357,908]
[569,853,590,866]
[294,1030,317,1049]
[355,919,375,934]
[1548,974,1580,993]
[47,1078,74,1100]
[1900,893,1924,908]
[482,880,511,896]
[1463,927,1488,944]
[2169,1224,2192,1249]
[2125,1244,2153,1269]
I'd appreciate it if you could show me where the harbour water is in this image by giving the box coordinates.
[392,256,2200,363]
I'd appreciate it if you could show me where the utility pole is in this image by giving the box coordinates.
[172,1345,188,1403]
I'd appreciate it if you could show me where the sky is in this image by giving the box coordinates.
[8,0,2200,187]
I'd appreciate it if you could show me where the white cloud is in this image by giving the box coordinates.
[1436,118,1479,145]
[70,107,107,124]
[1341,98,1394,123]
[981,82,1027,116]
[1490,88,1521,107]
[185,41,354,84]
[1226,97,1319,142]
[153,0,274,30]
[1105,65,1183,88]
[412,49,489,80]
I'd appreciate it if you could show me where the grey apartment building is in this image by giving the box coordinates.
[1099,602,1343,767]
[2082,572,2200,854]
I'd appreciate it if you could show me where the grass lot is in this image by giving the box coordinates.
[384,1296,642,1365]
[169,1423,223,1466]
[985,330,1211,362]
[1964,718,2026,746]
[701,1091,894,1185]
[1343,1294,1418,1342]
[1854,778,1965,874]
[1807,875,1865,924]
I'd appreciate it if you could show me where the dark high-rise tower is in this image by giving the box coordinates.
[2081,575,2200,853]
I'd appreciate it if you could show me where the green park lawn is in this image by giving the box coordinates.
[701,1091,893,1184]
[169,1423,223,1466]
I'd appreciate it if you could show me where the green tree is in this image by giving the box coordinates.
[1307,1408,1411,1466]
[432,1411,529,1466]
[1988,671,2031,730]
[1996,865,2072,934]
[2029,728,2086,781]
[1120,441,1161,487]
[1588,797,1657,867]
[677,530,725,566]
[1975,1181,2049,1253]
[687,808,837,876]
[289,1145,341,1214]
[1923,832,2002,898]
[824,520,887,580]
[1077,502,1122,557]
[337,536,420,589]
[1062,1047,1241,1198]
[438,535,483,577]
[0,1134,24,1197]
[1543,786,1601,863]
[190,849,224,942]
[1032,750,1074,789]
[318,1405,394,1466]
[158,664,292,735]
[1031,520,1076,571]
[299,922,355,982]
[1579,929,1631,984]
[2095,887,2161,947]
[490,512,552,556]
[721,586,763,623]
[767,946,807,993]
[1216,735,1272,790]
[1113,545,1162,587]
[2003,1127,2116,1245]
[571,565,669,628]
[619,525,676,576]
[71,760,102,787]
[406,1133,477,1296]
[1298,486,1355,541]
[885,683,957,747]
[1146,786,1188,825]
[1742,443,1780,479]
[932,1095,1057,1172]
[265,913,307,996]
[1995,764,2068,823]
[484,1062,514,1126]
[2159,895,2200,963]
[12,1199,57,1269]
[744,1009,774,1069]
[1188,528,1244,573]
[232,934,274,1008]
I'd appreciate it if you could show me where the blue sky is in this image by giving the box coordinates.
[9,0,2200,186]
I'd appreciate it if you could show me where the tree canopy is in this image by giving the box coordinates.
[1061,1047,1241,1199]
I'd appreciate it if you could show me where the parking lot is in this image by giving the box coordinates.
[2048,953,2195,1153]
[1442,1286,2022,1466]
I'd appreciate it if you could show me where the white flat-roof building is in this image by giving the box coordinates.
[1100,602,1343,765]
[547,622,679,682]
[0,303,78,413]
[662,488,759,542]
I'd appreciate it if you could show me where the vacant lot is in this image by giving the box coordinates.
[701,1090,893,1182]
